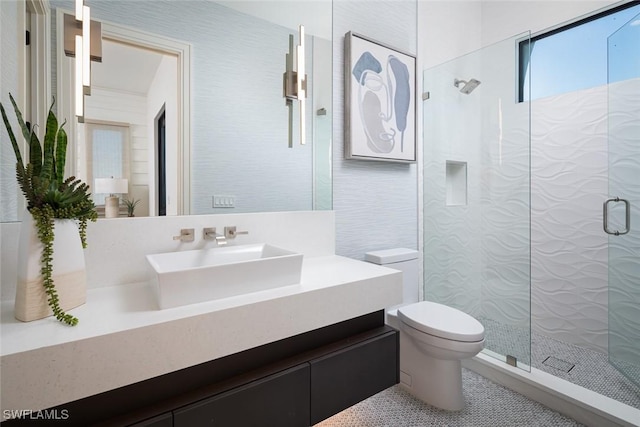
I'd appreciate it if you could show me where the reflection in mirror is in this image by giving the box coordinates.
[0,0,332,222]
[75,38,180,218]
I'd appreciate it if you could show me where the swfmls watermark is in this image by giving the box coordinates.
[3,409,70,421]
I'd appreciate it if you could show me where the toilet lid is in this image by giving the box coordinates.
[398,301,485,342]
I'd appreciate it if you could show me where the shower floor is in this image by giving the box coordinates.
[478,317,640,409]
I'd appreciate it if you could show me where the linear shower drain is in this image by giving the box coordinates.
[542,356,575,373]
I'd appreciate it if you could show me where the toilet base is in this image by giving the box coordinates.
[399,331,465,411]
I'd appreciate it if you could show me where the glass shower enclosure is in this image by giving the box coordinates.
[606,11,640,388]
[422,32,532,370]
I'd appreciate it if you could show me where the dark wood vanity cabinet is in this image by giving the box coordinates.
[170,329,398,427]
[173,364,311,426]
[310,331,398,425]
[6,311,397,427]
[127,413,172,427]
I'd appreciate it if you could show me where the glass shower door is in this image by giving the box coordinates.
[422,32,532,370]
[606,12,640,388]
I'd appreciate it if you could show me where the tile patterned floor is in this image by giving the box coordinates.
[479,317,640,409]
[317,318,640,426]
[531,332,640,409]
[316,369,585,426]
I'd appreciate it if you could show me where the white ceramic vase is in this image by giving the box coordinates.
[15,211,87,322]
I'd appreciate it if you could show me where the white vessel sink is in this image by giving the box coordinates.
[146,243,303,309]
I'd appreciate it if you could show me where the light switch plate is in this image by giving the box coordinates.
[212,195,235,208]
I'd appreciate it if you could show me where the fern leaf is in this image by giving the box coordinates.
[16,163,37,208]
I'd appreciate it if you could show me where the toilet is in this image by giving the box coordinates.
[365,248,485,411]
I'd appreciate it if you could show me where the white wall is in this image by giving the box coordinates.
[481,0,619,46]
[333,0,419,260]
[419,1,483,70]
[418,0,619,71]
[0,211,335,300]
[0,0,25,223]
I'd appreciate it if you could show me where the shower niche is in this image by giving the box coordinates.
[446,161,467,206]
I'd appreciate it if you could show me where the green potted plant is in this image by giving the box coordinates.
[123,197,140,217]
[1,94,97,326]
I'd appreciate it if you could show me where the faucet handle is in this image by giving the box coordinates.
[224,226,248,239]
[203,227,217,239]
[173,228,195,242]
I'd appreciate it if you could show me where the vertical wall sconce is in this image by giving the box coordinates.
[283,25,307,147]
[64,0,102,123]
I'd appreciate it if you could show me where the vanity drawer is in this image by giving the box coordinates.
[309,330,399,424]
[173,364,310,427]
[128,412,172,427]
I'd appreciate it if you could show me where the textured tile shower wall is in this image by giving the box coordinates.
[532,79,640,354]
[423,59,484,319]
[333,1,419,260]
[422,43,640,358]
[607,78,640,367]
[423,35,530,340]
[530,85,608,353]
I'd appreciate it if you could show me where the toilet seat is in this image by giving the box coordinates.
[398,301,484,342]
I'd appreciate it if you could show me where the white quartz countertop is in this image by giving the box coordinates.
[0,255,402,413]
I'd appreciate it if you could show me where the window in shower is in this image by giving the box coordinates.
[518,1,640,102]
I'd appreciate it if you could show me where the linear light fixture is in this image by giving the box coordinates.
[75,0,87,122]
[296,25,306,145]
[75,35,83,120]
[64,0,102,122]
[82,6,91,90]
[283,25,307,147]
[75,0,82,19]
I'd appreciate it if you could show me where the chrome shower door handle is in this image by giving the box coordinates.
[603,197,630,236]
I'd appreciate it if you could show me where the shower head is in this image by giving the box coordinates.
[454,78,481,94]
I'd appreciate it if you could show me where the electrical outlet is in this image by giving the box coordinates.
[212,195,235,208]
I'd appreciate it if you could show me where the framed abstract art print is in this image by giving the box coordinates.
[344,31,416,163]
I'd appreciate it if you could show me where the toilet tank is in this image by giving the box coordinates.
[365,248,420,306]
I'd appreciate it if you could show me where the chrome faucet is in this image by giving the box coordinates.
[203,227,227,246]
[224,226,249,239]
[173,228,195,242]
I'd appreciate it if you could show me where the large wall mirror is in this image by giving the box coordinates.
[0,0,332,222]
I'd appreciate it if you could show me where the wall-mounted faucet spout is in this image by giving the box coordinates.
[203,227,227,246]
